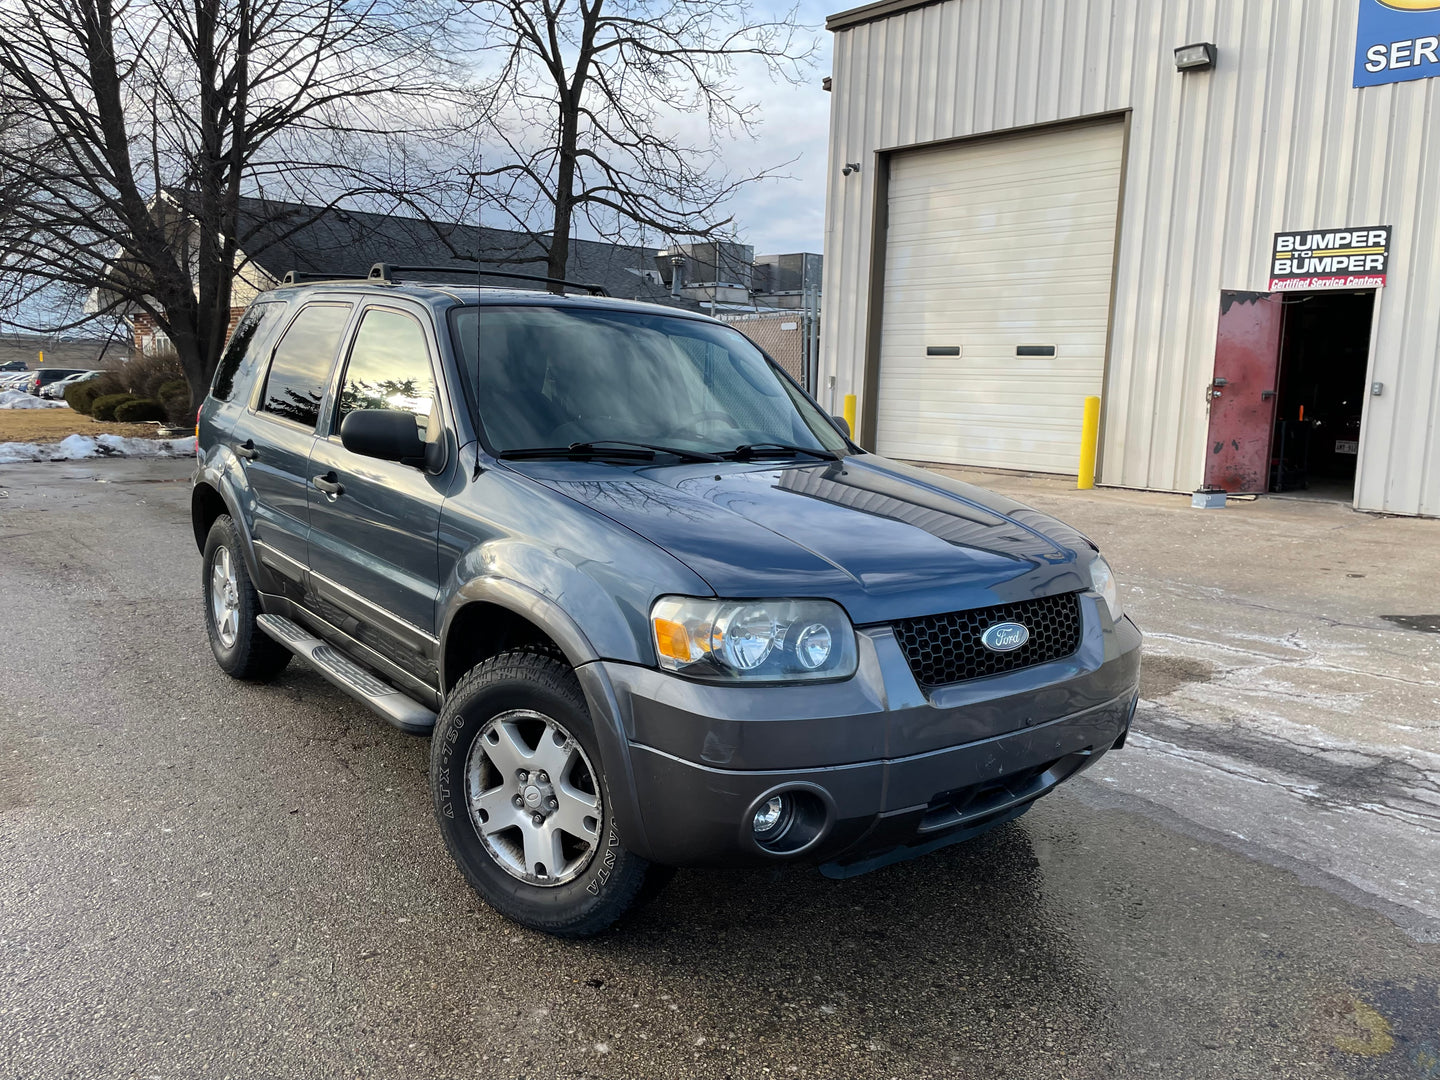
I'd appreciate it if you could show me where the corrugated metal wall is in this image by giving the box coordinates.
[821,0,1440,516]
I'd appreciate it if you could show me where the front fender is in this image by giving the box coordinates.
[436,487,714,673]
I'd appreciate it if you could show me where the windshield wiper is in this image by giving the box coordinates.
[725,442,839,462]
[497,440,724,463]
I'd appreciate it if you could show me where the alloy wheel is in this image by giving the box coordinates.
[464,709,603,886]
[210,546,240,648]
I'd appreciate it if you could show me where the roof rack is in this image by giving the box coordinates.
[367,262,610,297]
[280,269,368,285]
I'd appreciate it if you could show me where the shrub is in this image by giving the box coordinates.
[113,397,168,423]
[90,349,185,402]
[126,350,186,401]
[89,370,128,397]
[65,381,105,415]
[156,378,193,425]
[91,393,139,421]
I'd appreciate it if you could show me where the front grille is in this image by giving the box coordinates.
[893,593,1083,688]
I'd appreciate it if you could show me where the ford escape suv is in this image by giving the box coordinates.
[192,264,1142,937]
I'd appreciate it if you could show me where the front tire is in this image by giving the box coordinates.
[201,515,290,681]
[431,649,661,937]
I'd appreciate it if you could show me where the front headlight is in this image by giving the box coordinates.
[650,597,858,683]
[1089,555,1123,622]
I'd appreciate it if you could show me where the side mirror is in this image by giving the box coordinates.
[832,414,851,438]
[340,408,426,466]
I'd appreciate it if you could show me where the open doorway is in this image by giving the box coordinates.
[1268,291,1376,500]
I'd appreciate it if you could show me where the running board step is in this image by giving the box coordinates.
[257,614,435,735]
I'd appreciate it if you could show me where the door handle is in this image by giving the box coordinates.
[234,440,257,460]
[312,471,344,497]
[1261,390,1277,401]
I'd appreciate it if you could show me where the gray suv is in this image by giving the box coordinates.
[192,265,1142,936]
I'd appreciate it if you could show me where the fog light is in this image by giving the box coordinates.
[753,795,787,835]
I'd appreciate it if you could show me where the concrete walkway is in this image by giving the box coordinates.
[929,463,1440,939]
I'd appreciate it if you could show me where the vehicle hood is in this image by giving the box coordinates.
[506,454,1097,625]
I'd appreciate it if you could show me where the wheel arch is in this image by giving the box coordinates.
[439,579,600,696]
[191,468,264,590]
[191,481,229,553]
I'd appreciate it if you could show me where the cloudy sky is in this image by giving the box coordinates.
[705,0,835,257]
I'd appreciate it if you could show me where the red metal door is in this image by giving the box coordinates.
[1205,292,1285,493]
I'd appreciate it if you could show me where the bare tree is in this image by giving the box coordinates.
[0,0,472,404]
[467,0,815,284]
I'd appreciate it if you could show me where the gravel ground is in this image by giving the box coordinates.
[1,459,1436,1080]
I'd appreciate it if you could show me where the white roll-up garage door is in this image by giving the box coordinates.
[875,121,1124,473]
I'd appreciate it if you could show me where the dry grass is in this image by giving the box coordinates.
[0,407,164,444]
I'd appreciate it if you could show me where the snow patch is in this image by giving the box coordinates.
[0,434,194,464]
[0,389,68,409]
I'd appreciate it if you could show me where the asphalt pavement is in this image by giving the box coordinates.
[1,459,1437,1080]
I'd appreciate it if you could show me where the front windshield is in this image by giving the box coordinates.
[449,305,848,456]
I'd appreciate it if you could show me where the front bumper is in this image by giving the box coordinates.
[579,595,1141,870]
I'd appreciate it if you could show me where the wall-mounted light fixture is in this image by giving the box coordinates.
[1175,42,1218,72]
[841,162,862,176]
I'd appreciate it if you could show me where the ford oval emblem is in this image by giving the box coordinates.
[980,622,1030,653]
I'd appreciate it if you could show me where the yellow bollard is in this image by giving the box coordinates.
[1077,396,1101,490]
[842,394,857,440]
[37,350,44,365]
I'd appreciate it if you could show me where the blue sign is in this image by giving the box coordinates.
[1355,0,1440,87]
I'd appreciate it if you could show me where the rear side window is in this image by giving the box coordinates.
[259,303,352,428]
[334,308,436,429]
[211,302,286,402]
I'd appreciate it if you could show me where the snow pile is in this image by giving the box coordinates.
[0,434,194,464]
[0,389,68,409]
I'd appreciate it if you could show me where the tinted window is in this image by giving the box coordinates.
[334,309,436,430]
[212,302,287,402]
[448,306,846,455]
[260,303,351,428]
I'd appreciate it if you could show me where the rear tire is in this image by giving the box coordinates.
[431,648,662,937]
[202,514,291,681]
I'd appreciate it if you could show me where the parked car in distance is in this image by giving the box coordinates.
[23,368,87,395]
[0,360,29,372]
[192,266,1142,938]
[41,370,103,399]
[0,372,33,390]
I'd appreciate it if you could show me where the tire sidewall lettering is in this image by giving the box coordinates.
[437,720,459,819]
[586,827,622,895]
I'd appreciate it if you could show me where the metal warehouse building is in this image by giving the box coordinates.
[819,0,1440,517]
